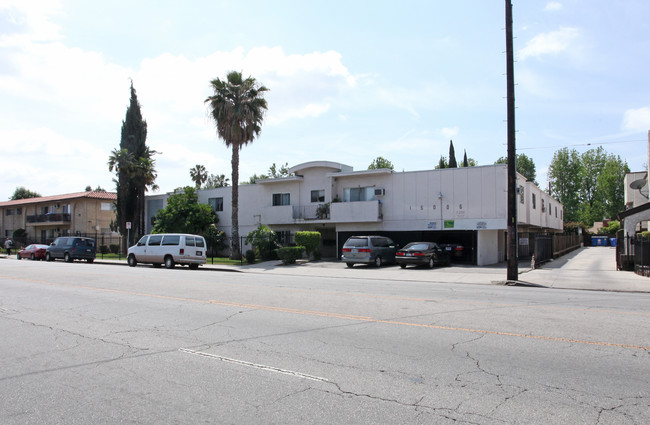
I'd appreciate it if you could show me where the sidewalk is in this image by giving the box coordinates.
[3,247,649,293]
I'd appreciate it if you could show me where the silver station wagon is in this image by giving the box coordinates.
[127,233,207,269]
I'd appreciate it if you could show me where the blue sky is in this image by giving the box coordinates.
[1,0,649,200]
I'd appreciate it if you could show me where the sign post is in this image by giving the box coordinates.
[126,222,131,250]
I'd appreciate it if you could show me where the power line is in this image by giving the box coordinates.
[517,139,644,151]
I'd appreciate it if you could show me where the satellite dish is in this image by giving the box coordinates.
[630,179,646,189]
[630,178,649,199]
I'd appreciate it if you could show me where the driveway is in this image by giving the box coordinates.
[520,246,649,292]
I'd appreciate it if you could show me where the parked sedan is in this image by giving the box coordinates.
[440,243,465,260]
[17,244,49,260]
[395,242,450,268]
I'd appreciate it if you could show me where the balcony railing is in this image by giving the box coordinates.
[26,213,71,224]
[292,204,330,220]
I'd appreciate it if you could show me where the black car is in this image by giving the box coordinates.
[46,237,96,263]
[395,242,450,268]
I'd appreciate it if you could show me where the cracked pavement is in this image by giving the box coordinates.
[0,260,648,424]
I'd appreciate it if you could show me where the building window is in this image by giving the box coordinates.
[41,206,49,214]
[541,199,545,212]
[272,193,290,206]
[555,206,558,218]
[208,197,223,212]
[532,194,536,209]
[344,187,375,202]
[519,185,524,204]
[16,208,22,215]
[5,209,13,216]
[311,190,325,203]
[100,203,111,211]
[549,203,552,215]
[277,231,292,245]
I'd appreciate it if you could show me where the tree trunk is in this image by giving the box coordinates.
[230,144,241,259]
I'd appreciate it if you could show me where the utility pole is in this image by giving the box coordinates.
[506,0,518,281]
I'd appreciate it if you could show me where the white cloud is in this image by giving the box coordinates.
[623,107,650,132]
[440,127,459,139]
[544,2,563,11]
[518,27,579,61]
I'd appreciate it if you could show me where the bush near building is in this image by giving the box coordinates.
[294,231,321,258]
[277,246,304,264]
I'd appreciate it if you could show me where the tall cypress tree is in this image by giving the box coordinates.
[448,140,458,168]
[109,82,157,249]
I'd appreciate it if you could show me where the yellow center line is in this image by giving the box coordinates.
[2,275,649,351]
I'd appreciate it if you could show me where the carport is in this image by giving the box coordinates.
[336,230,477,264]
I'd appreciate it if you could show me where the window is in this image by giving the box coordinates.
[100,202,111,211]
[208,197,223,212]
[5,209,13,216]
[277,231,291,245]
[541,199,546,212]
[137,236,148,247]
[549,203,552,215]
[16,208,22,215]
[519,185,524,204]
[148,235,163,246]
[196,237,205,248]
[311,190,325,203]
[186,237,195,247]
[344,187,375,202]
[532,194,536,209]
[555,206,558,218]
[41,206,49,214]
[162,235,180,246]
[272,193,290,206]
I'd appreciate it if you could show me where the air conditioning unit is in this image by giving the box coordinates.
[374,188,386,196]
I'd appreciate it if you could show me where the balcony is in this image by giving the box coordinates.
[330,200,382,223]
[26,213,71,225]
[261,201,382,225]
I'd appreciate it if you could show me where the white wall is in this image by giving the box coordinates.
[476,229,501,266]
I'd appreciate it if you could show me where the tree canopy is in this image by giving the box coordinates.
[152,187,218,234]
[205,71,268,259]
[205,174,230,189]
[10,187,41,200]
[448,140,458,168]
[495,153,537,185]
[548,147,629,225]
[368,156,394,170]
[108,82,158,248]
[190,164,208,188]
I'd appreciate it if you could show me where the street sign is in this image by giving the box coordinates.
[126,222,132,229]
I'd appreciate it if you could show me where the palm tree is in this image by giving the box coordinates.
[190,164,208,188]
[205,71,269,259]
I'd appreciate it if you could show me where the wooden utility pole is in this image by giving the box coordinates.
[506,0,518,281]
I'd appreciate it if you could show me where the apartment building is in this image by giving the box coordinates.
[0,191,117,244]
[145,161,562,265]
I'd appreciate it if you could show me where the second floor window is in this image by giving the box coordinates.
[208,197,223,212]
[532,194,536,209]
[311,190,325,203]
[273,193,290,206]
[344,187,375,202]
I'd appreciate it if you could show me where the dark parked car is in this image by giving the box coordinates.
[440,243,465,260]
[341,235,397,267]
[46,237,96,263]
[17,244,49,260]
[396,242,451,268]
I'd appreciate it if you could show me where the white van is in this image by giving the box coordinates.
[127,234,207,269]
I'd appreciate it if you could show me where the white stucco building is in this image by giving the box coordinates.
[145,161,563,266]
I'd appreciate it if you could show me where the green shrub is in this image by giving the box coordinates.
[109,244,120,254]
[99,245,109,254]
[245,225,279,261]
[276,246,304,265]
[294,231,321,257]
[245,249,256,264]
[640,231,650,240]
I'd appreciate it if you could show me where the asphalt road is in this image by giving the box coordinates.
[1,260,648,424]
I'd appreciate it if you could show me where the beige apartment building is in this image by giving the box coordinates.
[0,191,117,244]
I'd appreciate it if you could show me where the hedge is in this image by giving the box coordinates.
[276,246,304,265]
